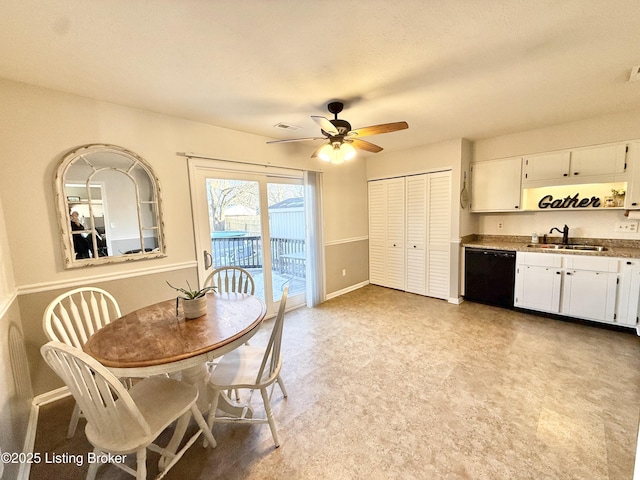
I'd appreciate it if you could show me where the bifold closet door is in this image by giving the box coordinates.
[368,178,405,290]
[425,171,451,300]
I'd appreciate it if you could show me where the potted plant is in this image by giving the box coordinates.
[612,188,626,207]
[167,281,216,319]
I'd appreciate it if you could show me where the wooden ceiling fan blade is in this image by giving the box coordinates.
[266,137,324,144]
[350,121,409,138]
[349,138,383,153]
[311,115,339,135]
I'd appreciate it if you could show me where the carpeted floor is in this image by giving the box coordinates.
[30,285,640,479]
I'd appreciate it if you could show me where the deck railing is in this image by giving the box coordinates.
[211,235,306,278]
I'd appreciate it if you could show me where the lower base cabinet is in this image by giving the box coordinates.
[515,252,637,328]
[514,254,562,313]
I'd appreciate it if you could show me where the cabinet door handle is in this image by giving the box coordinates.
[563,173,568,177]
[573,172,579,175]
[633,202,638,206]
[566,271,572,275]
[556,271,561,275]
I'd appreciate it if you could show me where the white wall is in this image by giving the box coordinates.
[472,109,640,239]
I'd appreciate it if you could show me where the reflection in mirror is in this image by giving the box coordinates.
[55,144,165,268]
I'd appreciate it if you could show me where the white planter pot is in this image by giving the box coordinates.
[182,296,207,319]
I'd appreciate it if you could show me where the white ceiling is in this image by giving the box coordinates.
[2,0,640,156]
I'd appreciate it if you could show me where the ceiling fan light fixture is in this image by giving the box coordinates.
[317,143,335,162]
[317,141,356,164]
[341,142,356,161]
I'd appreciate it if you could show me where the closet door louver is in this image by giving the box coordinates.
[368,178,405,290]
[426,172,451,299]
[406,175,427,294]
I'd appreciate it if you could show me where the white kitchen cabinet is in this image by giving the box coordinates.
[514,253,562,313]
[369,171,451,299]
[561,269,617,321]
[522,151,571,183]
[571,143,627,177]
[618,259,640,327]
[625,142,640,208]
[470,157,522,212]
[368,178,405,291]
[515,252,633,326]
[523,142,628,185]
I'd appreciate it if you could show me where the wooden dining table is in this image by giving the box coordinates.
[83,291,266,463]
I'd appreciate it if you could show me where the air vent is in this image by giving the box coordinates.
[273,122,302,131]
[629,65,640,82]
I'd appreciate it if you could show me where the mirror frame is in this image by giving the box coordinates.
[54,143,166,268]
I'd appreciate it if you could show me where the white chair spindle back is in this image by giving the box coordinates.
[44,287,122,349]
[256,286,288,384]
[41,342,150,441]
[206,266,255,295]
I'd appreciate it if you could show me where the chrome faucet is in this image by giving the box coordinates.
[549,224,569,245]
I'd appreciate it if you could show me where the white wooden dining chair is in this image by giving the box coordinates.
[41,341,217,480]
[204,266,255,294]
[42,286,123,438]
[204,266,257,400]
[206,286,289,448]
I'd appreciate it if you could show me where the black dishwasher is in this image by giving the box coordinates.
[464,248,516,308]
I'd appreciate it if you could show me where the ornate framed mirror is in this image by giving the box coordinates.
[54,144,166,268]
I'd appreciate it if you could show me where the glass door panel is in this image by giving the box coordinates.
[205,178,265,301]
[267,182,306,303]
[190,163,308,315]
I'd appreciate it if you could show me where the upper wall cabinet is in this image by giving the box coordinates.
[470,157,522,212]
[624,142,640,208]
[522,143,628,186]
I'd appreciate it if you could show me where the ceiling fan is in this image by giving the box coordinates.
[267,101,409,164]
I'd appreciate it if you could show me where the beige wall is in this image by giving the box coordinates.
[0,78,370,399]
[0,192,31,479]
[472,109,640,239]
[325,240,369,295]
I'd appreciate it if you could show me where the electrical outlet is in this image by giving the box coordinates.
[614,221,639,232]
[497,222,504,230]
[342,269,346,277]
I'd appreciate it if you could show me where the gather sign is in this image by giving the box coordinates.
[538,193,601,209]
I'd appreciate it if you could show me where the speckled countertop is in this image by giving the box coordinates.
[462,234,640,258]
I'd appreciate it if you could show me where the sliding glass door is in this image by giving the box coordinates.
[189,161,307,314]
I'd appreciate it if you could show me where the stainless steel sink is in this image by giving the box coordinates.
[526,244,607,252]
[563,244,607,251]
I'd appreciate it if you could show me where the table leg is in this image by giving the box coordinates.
[158,363,253,469]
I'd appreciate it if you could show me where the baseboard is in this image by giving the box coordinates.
[33,386,71,406]
[17,402,39,480]
[325,281,369,300]
[17,387,72,480]
[448,296,464,305]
